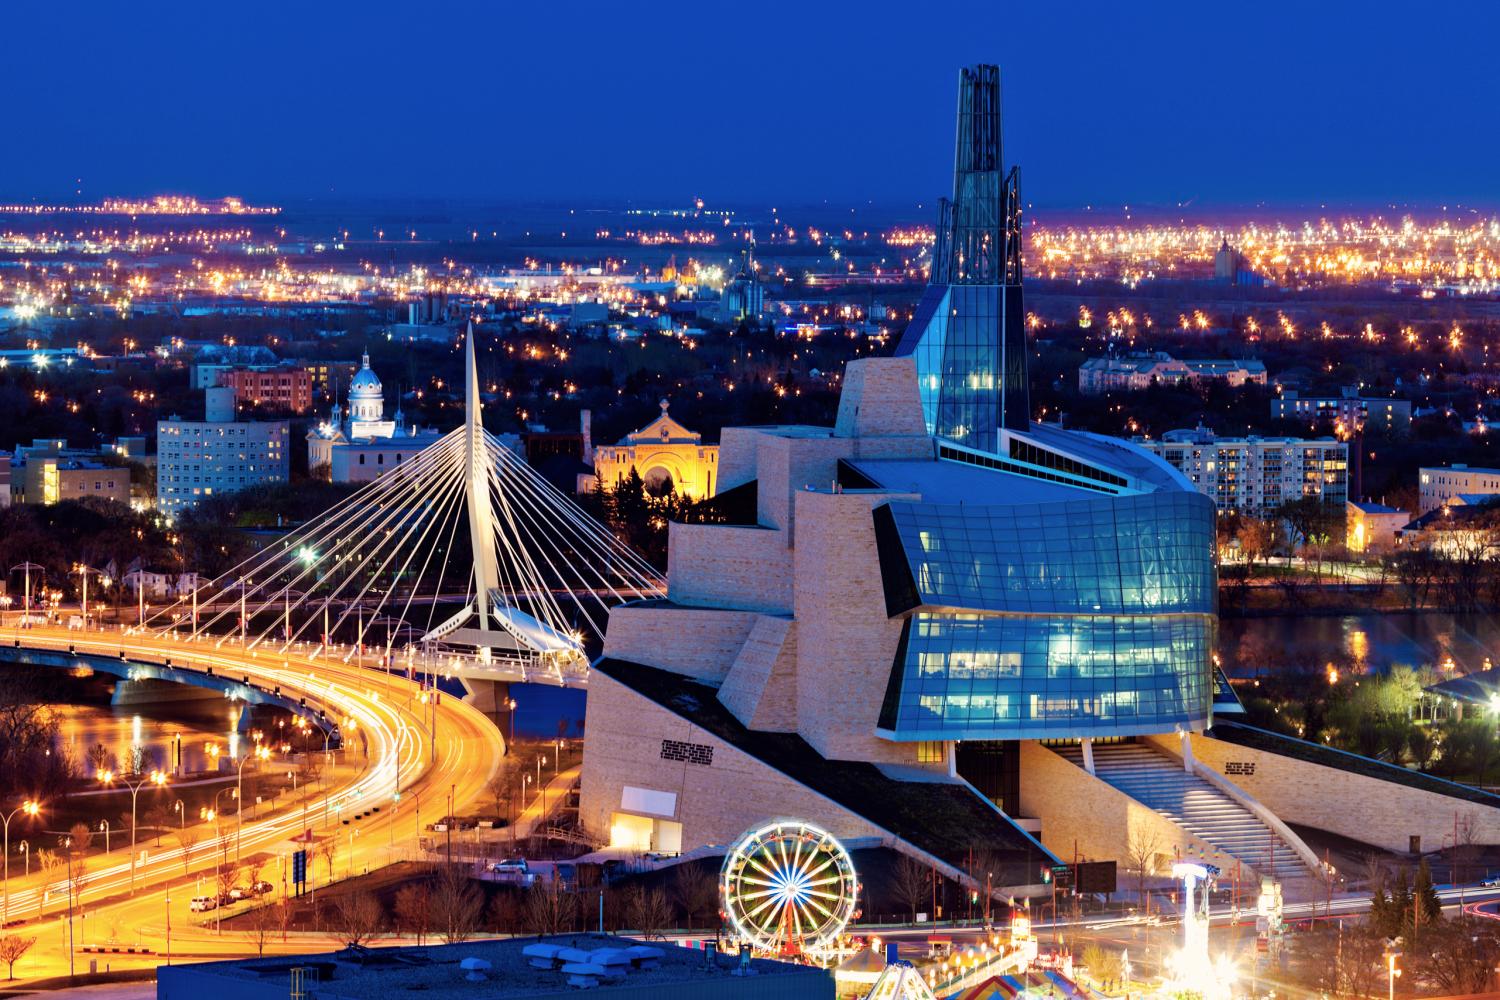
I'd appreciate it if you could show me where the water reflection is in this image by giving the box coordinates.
[1219,612,1500,679]
[53,703,235,774]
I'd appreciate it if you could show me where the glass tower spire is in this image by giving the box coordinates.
[896,64,1027,454]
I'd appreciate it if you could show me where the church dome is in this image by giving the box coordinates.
[350,351,382,398]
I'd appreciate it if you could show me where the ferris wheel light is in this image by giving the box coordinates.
[720,819,859,959]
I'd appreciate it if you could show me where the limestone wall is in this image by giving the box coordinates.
[792,488,924,767]
[667,522,793,614]
[1017,740,1246,874]
[835,357,929,438]
[602,604,760,684]
[1189,731,1500,853]
[579,669,888,851]
[716,616,799,732]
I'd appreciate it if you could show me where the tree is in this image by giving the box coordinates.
[246,902,282,957]
[526,879,579,936]
[86,742,113,775]
[172,828,200,875]
[0,936,35,979]
[669,863,718,929]
[394,881,434,945]
[431,864,483,943]
[1124,827,1163,916]
[143,804,172,846]
[624,886,670,939]
[332,891,384,947]
[891,854,929,921]
[35,850,61,919]
[1413,859,1442,937]
[317,837,337,885]
[1237,517,1274,571]
[1415,916,1500,994]
[488,890,521,934]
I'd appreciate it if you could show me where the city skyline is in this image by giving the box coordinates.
[8,0,1500,208]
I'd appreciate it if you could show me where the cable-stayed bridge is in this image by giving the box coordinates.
[139,328,665,696]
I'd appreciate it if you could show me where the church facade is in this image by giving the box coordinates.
[307,352,443,483]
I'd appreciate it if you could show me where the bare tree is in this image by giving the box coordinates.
[1124,827,1163,917]
[0,935,36,979]
[316,837,337,886]
[670,864,718,929]
[890,854,929,921]
[431,864,483,943]
[35,850,61,919]
[332,891,384,947]
[488,890,520,934]
[246,902,281,957]
[215,858,242,904]
[143,804,171,846]
[624,886,670,939]
[527,879,579,936]
[86,743,112,775]
[1416,916,1500,994]
[394,880,434,945]
[173,828,200,875]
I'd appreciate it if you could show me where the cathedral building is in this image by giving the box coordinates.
[307,352,443,483]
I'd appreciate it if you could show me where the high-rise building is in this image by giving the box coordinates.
[157,387,289,516]
[896,64,1027,454]
[220,366,314,414]
[1134,427,1348,516]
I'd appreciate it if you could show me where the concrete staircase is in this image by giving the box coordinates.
[1054,741,1312,880]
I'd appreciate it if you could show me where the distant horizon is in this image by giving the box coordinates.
[5,191,1500,225]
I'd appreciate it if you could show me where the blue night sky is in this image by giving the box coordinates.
[8,0,1499,210]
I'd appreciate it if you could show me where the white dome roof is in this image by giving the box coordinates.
[350,352,382,398]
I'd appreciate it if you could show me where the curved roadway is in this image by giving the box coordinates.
[0,623,506,978]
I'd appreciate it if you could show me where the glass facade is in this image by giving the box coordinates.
[877,490,1217,740]
[884,491,1215,616]
[896,65,1028,455]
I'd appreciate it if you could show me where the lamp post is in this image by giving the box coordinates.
[174,799,185,830]
[11,562,43,621]
[98,768,166,891]
[72,564,105,629]
[99,819,110,854]
[506,697,517,754]
[1,799,40,924]
[1386,948,1402,1000]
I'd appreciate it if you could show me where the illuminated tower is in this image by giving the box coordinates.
[896,64,1027,453]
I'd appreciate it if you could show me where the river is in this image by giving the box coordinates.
[1218,611,1500,678]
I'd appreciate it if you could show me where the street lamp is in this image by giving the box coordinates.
[1386,948,1402,1000]
[72,564,105,629]
[1,799,40,924]
[174,799,185,830]
[98,767,166,891]
[506,697,517,754]
[10,562,43,620]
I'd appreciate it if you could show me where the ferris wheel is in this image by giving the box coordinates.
[720,819,859,957]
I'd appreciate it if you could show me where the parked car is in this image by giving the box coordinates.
[491,858,529,876]
[252,880,274,895]
[227,886,254,901]
[189,895,218,912]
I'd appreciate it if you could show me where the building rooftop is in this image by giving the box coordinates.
[159,936,831,1000]
[593,657,1053,881]
[851,457,1088,505]
[1348,500,1404,515]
